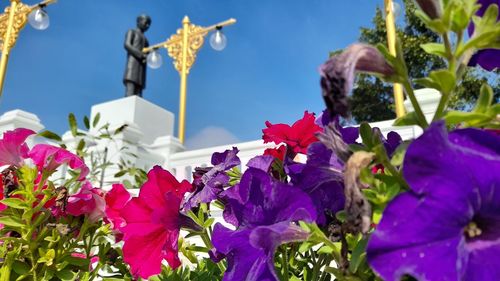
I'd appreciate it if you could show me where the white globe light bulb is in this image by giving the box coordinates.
[210,29,227,51]
[147,50,163,69]
[28,8,50,30]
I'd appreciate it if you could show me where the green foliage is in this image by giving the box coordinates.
[349,0,498,122]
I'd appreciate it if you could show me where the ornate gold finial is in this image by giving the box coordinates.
[165,22,207,74]
[0,1,31,51]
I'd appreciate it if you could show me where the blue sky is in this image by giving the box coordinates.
[1,0,382,148]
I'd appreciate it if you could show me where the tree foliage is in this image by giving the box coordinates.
[349,0,499,122]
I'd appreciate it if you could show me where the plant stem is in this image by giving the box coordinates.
[402,80,429,128]
[281,246,289,280]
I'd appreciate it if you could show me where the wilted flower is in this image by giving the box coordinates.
[414,0,442,19]
[468,0,500,71]
[263,111,322,154]
[120,166,192,279]
[28,144,89,180]
[212,168,316,281]
[0,128,34,167]
[367,122,500,280]
[320,44,395,117]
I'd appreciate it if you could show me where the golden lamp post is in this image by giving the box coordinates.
[384,0,405,118]
[0,0,56,99]
[143,16,236,144]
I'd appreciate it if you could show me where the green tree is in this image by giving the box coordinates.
[349,0,498,122]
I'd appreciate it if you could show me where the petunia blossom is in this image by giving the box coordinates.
[0,128,35,167]
[367,122,500,280]
[212,168,317,281]
[263,111,322,154]
[287,142,345,225]
[468,0,500,71]
[320,44,395,117]
[104,183,131,237]
[120,166,192,279]
[66,182,106,222]
[28,144,89,181]
[183,147,240,211]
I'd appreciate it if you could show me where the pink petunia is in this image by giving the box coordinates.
[0,128,35,167]
[120,166,192,279]
[28,144,89,181]
[104,184,131,240]
[67,182,106,222]
[262,111,322,154]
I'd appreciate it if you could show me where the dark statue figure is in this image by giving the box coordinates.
[123,14,151,97]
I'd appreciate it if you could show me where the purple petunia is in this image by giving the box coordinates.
[183,147,240,211]
[212,168,317,281]
[367,121,500,280]
[468,0,500,71]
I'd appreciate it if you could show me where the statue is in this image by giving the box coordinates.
[123,14,151,97]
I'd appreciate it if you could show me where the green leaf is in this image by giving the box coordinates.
[38,130,62,142]
[113,124,128,135]
[349,238,368,273]
[83,115,90,129]
[68,113,78,136]
[420,43,447,58]
[451,6,470,32]
[0,216,24,228]
[359,122,373,148]
[473,84,493,113]
[12,261,30,275]
[444,111,491,125]
[318,245,334,255]
[429,70,456,94]
[55,269,78,281]
[393,111,420,126]
[0,198,29,210]
[92,112,101,128]
[390,142,409,167]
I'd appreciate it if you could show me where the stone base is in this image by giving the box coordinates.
[90,96,175,145]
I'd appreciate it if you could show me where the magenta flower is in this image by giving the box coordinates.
[66,182,106,222]
[0,128,35,167]
[367,122,500,280]
[212,168,317,281]
[28,144,89,180]
[120,166,192,279]
[104,183,131,233]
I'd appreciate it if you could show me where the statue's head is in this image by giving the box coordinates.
[136,14,151,32]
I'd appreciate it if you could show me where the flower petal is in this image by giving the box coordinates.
[0,128,35,167]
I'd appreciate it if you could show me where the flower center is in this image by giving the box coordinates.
[464,222,482,238]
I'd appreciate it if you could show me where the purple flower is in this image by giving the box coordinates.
[183,147,240,211]
[468,0,500,71]
[288,142,345,225]
[367,121,500,280]
[320,44,395,118]
[212,168,317,281]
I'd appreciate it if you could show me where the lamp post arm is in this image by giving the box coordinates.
[143,18,237,52]
[29,0,57,11]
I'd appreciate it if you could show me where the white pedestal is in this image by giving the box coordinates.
[90,96,175,145]
[404,88,441,123]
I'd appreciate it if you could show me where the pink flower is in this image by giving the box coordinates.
[120,166,192,279]
[262,111,322,154]
[105,184,131,240]
[28,144,89,180]
[0,128,35,167]
[67,182,106,222]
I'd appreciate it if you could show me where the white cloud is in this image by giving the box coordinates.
[185,126,240,150]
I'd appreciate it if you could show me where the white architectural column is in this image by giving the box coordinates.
[0,110,45,147]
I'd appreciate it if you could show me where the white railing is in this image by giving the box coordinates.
[0,88,440,184]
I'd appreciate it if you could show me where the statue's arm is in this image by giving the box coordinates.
[124,30,145,60]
